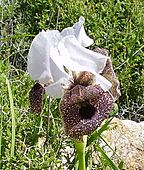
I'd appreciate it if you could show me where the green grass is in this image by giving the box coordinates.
[1,0,144,169]
[5,77,16,158]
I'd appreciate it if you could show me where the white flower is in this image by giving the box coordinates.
[27,16,112,98]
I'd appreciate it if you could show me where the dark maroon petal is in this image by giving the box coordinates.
[60,85,114,140]
[29,83,45,114]
[69,113,108,139]
[94,47,121,101]
[101,58,121,101]
[60,85,83,134]
[81,85,103,101]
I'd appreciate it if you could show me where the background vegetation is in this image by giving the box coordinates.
[1,0,144,169]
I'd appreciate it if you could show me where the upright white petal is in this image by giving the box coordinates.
[73,16,93,47]
[46,30,61,46]
[45,78,71,98]
[58,36,107,75]
[61,27,74,37]
[61,16,93,47]
[27,30,60,84]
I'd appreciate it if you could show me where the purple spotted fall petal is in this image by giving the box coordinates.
[101,58,121,101]
[93,47,121,101]
[29,83,45,114]
[60,85,114,140]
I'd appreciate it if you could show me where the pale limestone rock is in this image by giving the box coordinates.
[99,118,144,170]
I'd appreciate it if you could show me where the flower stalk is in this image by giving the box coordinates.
[74,135,87,170]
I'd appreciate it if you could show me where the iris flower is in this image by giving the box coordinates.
[59,48,120,139]
[28,17,120,139]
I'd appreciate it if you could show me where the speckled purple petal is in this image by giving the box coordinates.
[29,83,45,114]
[94,47,121,101]
[60,85,114,140]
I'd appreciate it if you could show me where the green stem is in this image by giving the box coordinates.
[74,135,87,170]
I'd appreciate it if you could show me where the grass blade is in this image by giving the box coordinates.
[0,114,3,165]
[96,144,120,170]
[6,78,16,158]
[118,161,124,169]
[0,34,35,41]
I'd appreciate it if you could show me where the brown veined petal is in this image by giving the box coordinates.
[29,82,45,114]
[60,84,114,140]
[93,47,121,101]
[74,71,95,87]
[69,71,95,90]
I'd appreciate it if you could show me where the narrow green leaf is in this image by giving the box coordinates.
[99,135,124,169]
[99,135,121,158]
[118,161,124,169]
[132,44,144,57]
[85,147,92,170]
[96,144,120,170]
[0,34,35,41]
[0,114,3,159]
[6,78,16,158]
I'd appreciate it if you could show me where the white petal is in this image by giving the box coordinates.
[46,30,61,46]
[61,16,93,47]
[58,36,107,75]
[45,78,71,98]
[95,73,112,91]
[61,27,74,37]
[27,30,60,84]
[49,50,70,82]
[73,16,93,47]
